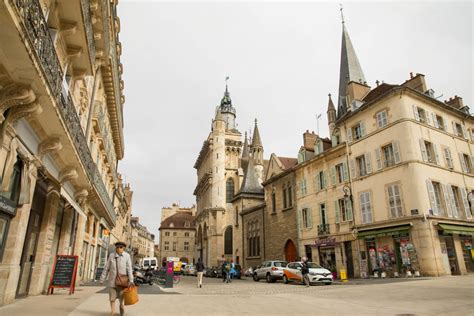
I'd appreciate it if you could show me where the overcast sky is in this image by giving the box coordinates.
[117,1,473,239]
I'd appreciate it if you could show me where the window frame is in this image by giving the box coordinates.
[387,183,404,218]
[376,110,388,128]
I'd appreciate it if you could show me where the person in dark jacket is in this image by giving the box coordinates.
[301,257,310,287]
[196,258,205,288]
[221,259,227,282]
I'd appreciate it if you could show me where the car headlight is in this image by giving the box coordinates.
[309,272,317,276]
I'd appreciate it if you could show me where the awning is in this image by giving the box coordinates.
[438,224,474,236]
[357,224,411,239]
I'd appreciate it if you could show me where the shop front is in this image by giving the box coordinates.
[313,236,336,275]
[437,224,474,275]
[358,224,419,277]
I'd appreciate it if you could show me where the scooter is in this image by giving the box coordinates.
[133,268,153,286]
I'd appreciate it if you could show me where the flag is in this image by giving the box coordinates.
[316,114,322,119]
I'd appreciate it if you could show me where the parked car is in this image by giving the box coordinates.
[253,260,288,283]
[183,264,197,276]
[283,262,333,285]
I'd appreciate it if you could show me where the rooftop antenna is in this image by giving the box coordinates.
[316,114,322,135]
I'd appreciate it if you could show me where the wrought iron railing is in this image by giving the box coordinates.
[12,0,115,222]
[80,0,96,64]
[317,223,330,236]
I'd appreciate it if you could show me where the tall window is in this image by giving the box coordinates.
[376,110,388,128]
[184,242,189,251]
[382,144,395,167]
[433,114,445,131]
[356,155,367,177]
[287,182,293,207]
[451,186,462,218]
[301,208,312,229]
[282,185,288,208]
[353,122,365,140]
[224,226,233,255]
[413,106,427,123]
[420,140,438,164]
[172,242,177,251]
[387,183,404,218]
[165,232,170,237]
[247,221,260,257]
[235,206,239,226]
[164,241,169,251]
[300,179,307,196]
[316,170,326,190]
[226,179,235,202]
[184,232,189,237]
[460,153,472,174]
[453,122,464,138]
[271,190,276,213]
[335,164,345,183]
[336,198,352,222]
[319,203,327,225]
[359,191,373,224]
[443,147,453,169]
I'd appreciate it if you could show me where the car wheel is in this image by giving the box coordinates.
[266,274,272,283]
[253,274,259,282]
[283,275,289,284]
[325,282,332,285]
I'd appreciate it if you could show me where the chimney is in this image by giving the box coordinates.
[303,131,317,151]
[445,95,464,109]
[402,73,427,93]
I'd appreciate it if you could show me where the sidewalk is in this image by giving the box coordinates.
[0,285,100,316]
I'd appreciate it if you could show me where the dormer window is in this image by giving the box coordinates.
[331,129,341,147]
[315,140,323,155]
[169,222,174,228]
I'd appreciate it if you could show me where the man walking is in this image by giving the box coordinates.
[301,257,310,287]
[196,258,204,288]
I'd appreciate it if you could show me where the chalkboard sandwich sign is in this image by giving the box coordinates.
[47,255,79,295]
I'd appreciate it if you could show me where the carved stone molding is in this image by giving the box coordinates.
[0,83,36,123]
[74,188,89,206]
[37,137,62,158]
[8,101,42,124]
[59,167,78,184]
[66,45,83,60]
[59,20,77,36]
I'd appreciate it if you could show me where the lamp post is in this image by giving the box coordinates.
[342,185,353,204]
[468,191,474,215]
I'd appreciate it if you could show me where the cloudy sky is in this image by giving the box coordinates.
[117,1,473,238]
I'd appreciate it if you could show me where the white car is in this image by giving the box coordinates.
[283,262,333,285]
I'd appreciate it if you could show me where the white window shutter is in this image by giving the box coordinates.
[375,148,382,170]
[360,122,366,137]
[323,170,328,189]
[426,180,438,215]
[413,105,420,121]
[443,148,453,169]
[334,200,340,223]
[431,113,438,128]
[462,125,468,139]
[459,153,467,173]
[316,174,321,191]
[419,139,428,162]
[393,141,401,164]
[360,193,367,224]
[346,198,353,221]
[460,188,472,219]
[342,162,349,181]
[330,166,336,185]
[441,184,452,217]
[308,208,313,228]
[426,111,432,125]
[443,118,448,132]
[446,185,456,218]
[432,143,440,165]
[347,128,353,143]
[349,159,356,178]
[452,121,457,135]
[365,153,372,174]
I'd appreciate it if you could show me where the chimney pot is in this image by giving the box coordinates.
[410,72,413,78]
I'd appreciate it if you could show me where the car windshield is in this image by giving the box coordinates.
[274,261,288,267]
[307,262,322,269]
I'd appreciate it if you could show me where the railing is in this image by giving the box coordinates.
[95,105,118,182]
[12,0,115,222]
[80,0,96,65]
[317,224,330,236]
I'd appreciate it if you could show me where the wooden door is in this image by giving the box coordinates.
[284,240,297,262]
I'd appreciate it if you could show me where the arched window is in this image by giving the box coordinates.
[226,178,234,203]
[224,226,233,255]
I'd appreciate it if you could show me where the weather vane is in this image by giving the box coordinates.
[340,4,345,24]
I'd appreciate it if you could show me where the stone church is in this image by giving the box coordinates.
[193,85,266,267]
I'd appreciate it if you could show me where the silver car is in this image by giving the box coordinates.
[253,260,288,283]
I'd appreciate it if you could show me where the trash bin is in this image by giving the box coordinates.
[339,268,348,282]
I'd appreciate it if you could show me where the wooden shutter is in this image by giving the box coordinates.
[432,113,439,128]
[365,153,372,174]
[419,139,428,162]
[375,148,382,170]
[425,111,432,125]
[308,208,313,228]
[460,188,472,219]
[443,118,448,132]
[334,200,340,223]
[347,128,353,143]
[342,162,349,181]
[330,166,336,186]
[346,198,353,221]
[360,122,366,137]
[393,141,401,164]
[349,159,355,178]
[316,173,321,191]
[412,105,420,121]
[462,125,468,139]
[452,121,457,135]
[323,171,328,189]
[442,184,453,218]
[432,143,440,165]
[426,180,438,215]
[444,147,453,169]
[459,153,467,173]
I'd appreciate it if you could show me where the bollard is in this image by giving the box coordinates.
[339,269,348,282]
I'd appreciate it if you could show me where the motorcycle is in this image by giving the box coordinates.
[133,268,154,286]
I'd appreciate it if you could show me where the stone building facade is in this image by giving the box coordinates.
[130,217,155,263]
[193,84,267,267]
[159,209,196,264]
[0,0,128,305]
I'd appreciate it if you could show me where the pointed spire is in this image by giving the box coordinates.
[327,93,335,112]
[327,93,336,125]
[242,132,249,159]
[251,119,262,148]
[337,16,366,117]
[239,155,263,194]
[221,76,232,107]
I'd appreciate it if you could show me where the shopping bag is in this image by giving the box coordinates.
[123,285,139,305]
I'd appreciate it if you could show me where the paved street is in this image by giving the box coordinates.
[1,275,473,315]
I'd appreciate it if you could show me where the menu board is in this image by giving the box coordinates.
[48,255,78,295]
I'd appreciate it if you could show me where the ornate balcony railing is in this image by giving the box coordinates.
[12,0,115,222]
[318,223,330,236]
[95,105,118,182]
[80,0,96,65]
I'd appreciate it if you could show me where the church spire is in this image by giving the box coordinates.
[251,119,262,149]
[216,76,237,130]
[242,132,249,159]
[337,11,366,118]
[250,119,264,168]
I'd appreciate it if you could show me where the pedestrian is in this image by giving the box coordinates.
[301,257,310,287]
[225,260,232,283]
[230,259,236,280]
[100,241,134,316]
[221,259,227,283]
[196,258,205,288]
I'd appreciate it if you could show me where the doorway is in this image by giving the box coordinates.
[284,240,296,262]
[16,180,47,297]
[344,241,354,278]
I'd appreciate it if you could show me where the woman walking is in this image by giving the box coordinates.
[100,241,134,316]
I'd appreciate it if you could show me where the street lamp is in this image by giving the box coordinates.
[467,191,474,214]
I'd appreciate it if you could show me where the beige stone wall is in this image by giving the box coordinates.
[242,208,264,269]
[160,229,196,263]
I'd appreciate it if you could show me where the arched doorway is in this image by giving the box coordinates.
[284,240,297,262]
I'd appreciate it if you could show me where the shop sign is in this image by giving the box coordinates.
[0,195,17,216]
[315,236,336,247]
[464,240,472,250]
